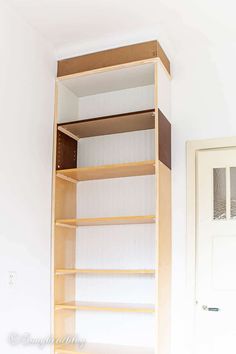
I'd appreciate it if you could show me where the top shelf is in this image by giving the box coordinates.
[57,109,155,140]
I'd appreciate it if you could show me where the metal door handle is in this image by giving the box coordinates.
[202,305,220,312]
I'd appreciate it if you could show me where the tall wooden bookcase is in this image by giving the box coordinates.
[52,41,171,354]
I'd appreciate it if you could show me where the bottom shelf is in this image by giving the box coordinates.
[55,301,155,313]
[55,343,154,354]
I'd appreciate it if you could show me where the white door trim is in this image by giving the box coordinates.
[186,136,236,353]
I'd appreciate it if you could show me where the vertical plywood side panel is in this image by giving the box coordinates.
[158,162,172,354]
[55,177,77,219]
[54,177,76,340]
[51,83,58,354]
[155,62,172,354]
[154,63,160,354]
[56,131,78,170]
[158,110,171,169]
[57,82,79,123]
[53,84,77,343]
[157,62,171,119]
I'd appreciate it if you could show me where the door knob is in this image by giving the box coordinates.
[202,305,220,312]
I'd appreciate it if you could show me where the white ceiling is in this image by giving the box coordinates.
[6,0,236,59]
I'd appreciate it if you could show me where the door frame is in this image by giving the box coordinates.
[186,136,236,353]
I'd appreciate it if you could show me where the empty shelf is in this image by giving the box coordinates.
[56,160,155,182]
[55,269,155,275]
[57,109,155,139]
[55,342,154,354]
[56,215,155,227]
[55,301,155,313]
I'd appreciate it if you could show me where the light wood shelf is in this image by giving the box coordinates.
[55,342,154,354]
[55,301,155,313]
[57,109,155,140]
[55,269,155,275]
[56,215,155,227]
[56,160,155,182]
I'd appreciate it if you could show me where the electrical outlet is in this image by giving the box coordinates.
[9,271,16,287]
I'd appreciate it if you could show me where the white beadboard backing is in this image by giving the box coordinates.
[57,84,154,124]
[60,63,154,97]
[68,77,157,348]
[157,63,171,119]
[78,85,154,119]
[57,82,79,123]
[76,224,155,270]
[75,175,155,346]
[77,176,155,218]
[78,130,155,167]
[76,275,155,304]
[75,312,155,348]
[75,224,155,305]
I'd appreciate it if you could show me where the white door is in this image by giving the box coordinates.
[196,148,236,354]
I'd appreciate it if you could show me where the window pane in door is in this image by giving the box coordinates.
[230,167,236,219]
[213,168,226,220]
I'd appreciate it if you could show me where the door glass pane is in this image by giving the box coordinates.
[213,168,226,220]
[230,167,236,219]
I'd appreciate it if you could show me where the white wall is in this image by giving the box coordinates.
[0,2,55,354]
[171,43,236,354]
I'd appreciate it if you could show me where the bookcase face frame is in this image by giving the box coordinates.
[51,42,171,354]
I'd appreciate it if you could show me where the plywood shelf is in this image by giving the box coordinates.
[55,301,155,313]
[57,109,155,139]
[55,342,154,354]
[55,215,155,227]
[56,160,155,182]
[55,269,155,275]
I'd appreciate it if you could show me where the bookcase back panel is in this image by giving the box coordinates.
[78,130,155,167]
[78,85,154,119]
[77,175,155,217]
[76,224,155,269]
[75,312,155,347]
[76,275,155,303]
